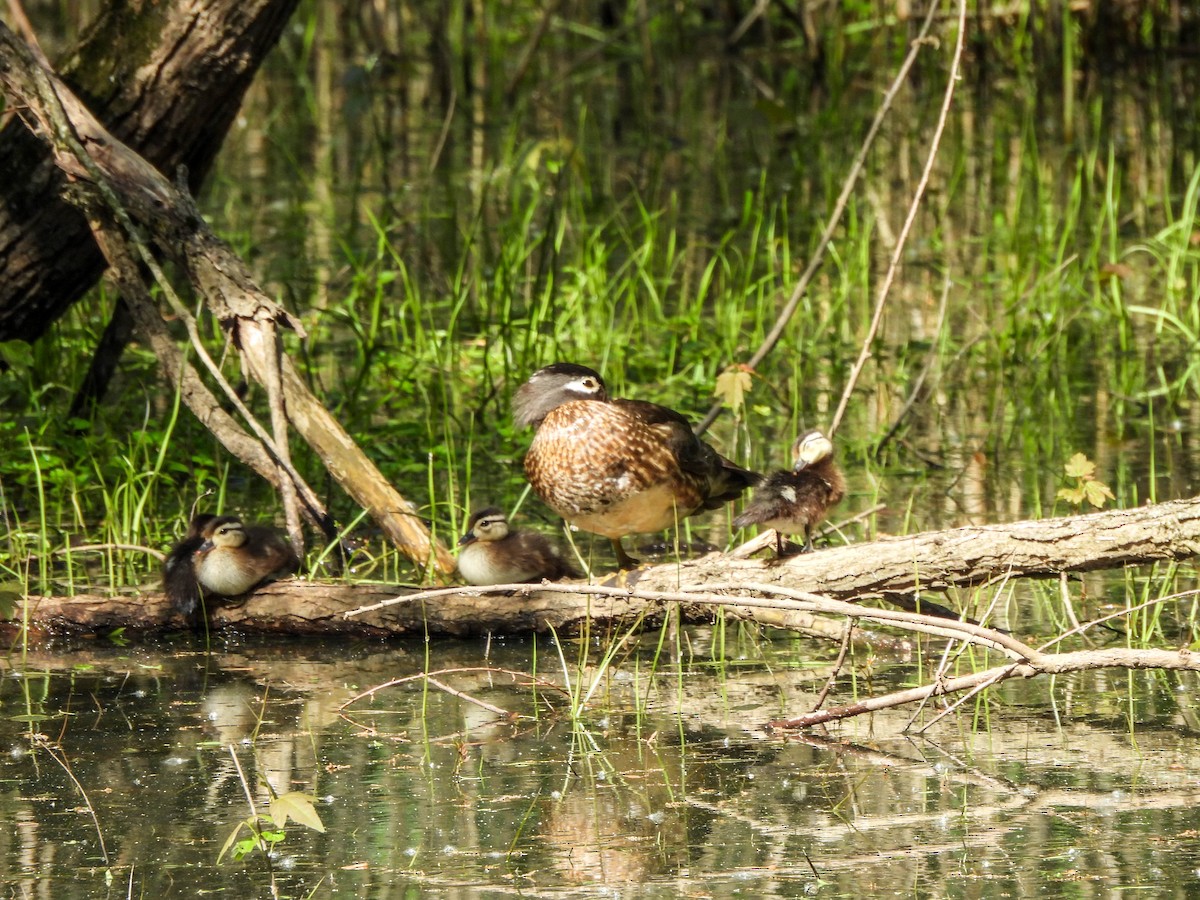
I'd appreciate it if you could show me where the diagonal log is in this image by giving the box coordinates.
[0,22,456,575]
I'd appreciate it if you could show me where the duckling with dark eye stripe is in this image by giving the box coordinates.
[514,363,758,569]
[192,515,300,600]
[733,430,845,555]
[457,507,581,585]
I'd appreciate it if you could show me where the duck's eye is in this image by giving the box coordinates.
[582,377,597,390]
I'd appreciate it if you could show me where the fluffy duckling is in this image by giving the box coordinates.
[733,430,846,554]
[163,514,216,618]
[192,515,300,601]
[457,507,581,585]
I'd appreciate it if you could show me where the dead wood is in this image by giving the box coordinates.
[0,21,456,575]
[0,0,301,343]
[11,495,1200,645]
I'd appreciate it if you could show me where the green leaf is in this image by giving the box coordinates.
[0,340,34,369]
[231,837,261,861]
[218,819,254,864]
[270,792,326,833]
[0,584,23,621]
[1063,452,1095,480]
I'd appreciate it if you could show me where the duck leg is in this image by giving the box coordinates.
[611,538,640,569]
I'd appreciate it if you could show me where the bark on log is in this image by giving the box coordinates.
[11,496,1200,641]
[0,0,300,342]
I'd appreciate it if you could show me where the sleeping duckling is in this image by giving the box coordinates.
[457,507,581,585]
[733,430,845,555]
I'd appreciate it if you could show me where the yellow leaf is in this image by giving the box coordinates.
[1057,486,1085,506]
[1083,480,1116,509]
[270,792,326,834]
[713,367,753,413]
[1063,452,1095,480]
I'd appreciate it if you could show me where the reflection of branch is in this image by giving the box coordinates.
[37,738,111,868]
[339,665,569,724]
[343,579,1200,730]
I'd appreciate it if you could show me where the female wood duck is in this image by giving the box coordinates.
[456,507,581,585]
[513,363,758,568]
[165,515,299,618]
[733,430,846,554]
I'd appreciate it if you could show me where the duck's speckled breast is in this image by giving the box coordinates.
[523,400,703,533]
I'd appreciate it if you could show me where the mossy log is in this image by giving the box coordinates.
[11,495,1200,643]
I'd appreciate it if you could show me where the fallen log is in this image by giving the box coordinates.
[10,495,1200,642]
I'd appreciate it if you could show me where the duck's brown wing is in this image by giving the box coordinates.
[243,527,301,579]
[613,399,759,507]
[513,531,582,581]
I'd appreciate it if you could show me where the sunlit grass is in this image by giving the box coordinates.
[0,5,1197,669]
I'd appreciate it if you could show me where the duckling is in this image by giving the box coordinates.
[163,513,216,618]
[513,362,758,568]
[733,430,845,555]
[192,515,300,599]
[457,507,581,585]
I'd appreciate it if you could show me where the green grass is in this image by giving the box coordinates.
[2,3,1200,659]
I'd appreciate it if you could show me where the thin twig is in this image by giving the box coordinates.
[345,579,1036,659]
[54,543,166,561]
[1035,587,1200,652]
[695,0,944,435]
[871,274,952,455]
[810,619,854,711]
[913,663,1020,733]
[829,0,969,437]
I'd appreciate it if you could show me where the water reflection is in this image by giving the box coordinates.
[1,637,1200,896]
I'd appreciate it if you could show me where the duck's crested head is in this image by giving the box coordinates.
[513,363,607,429]
[791,430,834,471]
[459,506,511,546]
[199,515,248,551]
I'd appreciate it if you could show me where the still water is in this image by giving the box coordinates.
[3,629,1200,897]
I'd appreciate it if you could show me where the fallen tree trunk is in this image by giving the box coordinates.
[11,495,1200,641]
